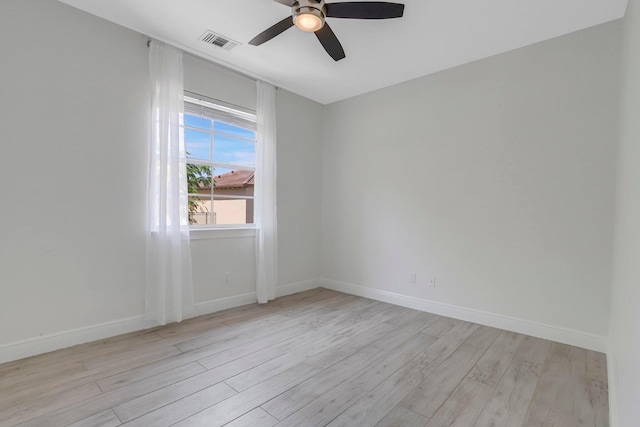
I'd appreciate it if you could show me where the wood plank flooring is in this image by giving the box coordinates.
[0,288,609,426]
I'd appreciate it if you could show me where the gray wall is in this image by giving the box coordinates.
[276,89,324,286]
[0,0,324,351]
[0,0,149,344]
[0,9,630,421]
[322,21,621,337]
[609,0,640,425]
[183,55,324,307]
[183,54,259,306]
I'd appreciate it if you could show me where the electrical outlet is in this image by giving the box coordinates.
[429,277,436,287]
[224,272,230,284]
[410,273,417,284]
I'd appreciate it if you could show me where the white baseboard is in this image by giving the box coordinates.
[191,279,323,316]
[191,292,258,317]
[192,278,323,317]
[320,279,608,353]
[1,277,606,365]
[276,278,323,297]
[607,345,619,427]
[0,315,152,365]
[0,279,324,365]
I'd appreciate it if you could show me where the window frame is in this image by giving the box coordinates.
[184,92,258,230]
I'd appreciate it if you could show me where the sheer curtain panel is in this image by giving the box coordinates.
[146,40,194,325]
[255,81,278,303]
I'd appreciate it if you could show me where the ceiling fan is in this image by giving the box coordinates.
[248,0,405,61]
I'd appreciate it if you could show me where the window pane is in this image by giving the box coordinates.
[212,167,233,180]
[212,167,255,225]
[185,114,211,130]
[185,128,210,160]
[214,121,256,140]
[213,169,255,195]
[213,134,256,166]
[183,98,260,228]
[213,196,254,225]
[187,164,212,225]
[187,163,212,195]
[188,195,213,225]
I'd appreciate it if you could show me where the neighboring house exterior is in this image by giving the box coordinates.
[192,169,254,225]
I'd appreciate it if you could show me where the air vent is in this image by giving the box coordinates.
[199,31,239,51]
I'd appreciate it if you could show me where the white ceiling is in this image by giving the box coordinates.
[57,0,627,104]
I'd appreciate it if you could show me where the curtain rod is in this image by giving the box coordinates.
[146,37,279,89]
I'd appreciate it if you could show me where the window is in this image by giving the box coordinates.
[184,94,257,227]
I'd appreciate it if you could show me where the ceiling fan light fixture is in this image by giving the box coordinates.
[292,1,326,32]
[294,11,324,32]
[250,0,405,61]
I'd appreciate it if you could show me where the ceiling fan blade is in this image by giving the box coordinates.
[315,23,345,61]
[248,16,294,46]
[273,0,296,5]
[325,2,405,19]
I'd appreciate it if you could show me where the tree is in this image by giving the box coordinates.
[187,163,213,224]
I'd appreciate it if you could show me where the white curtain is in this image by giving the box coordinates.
[255,81,278,303]
[146,40,194,324]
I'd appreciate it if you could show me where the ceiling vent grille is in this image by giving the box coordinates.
[199,31,239,51]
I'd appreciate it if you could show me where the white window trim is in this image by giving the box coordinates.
[189,227,257,240]
[184,93,258,231]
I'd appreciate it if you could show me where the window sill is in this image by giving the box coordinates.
[189,227,257,240]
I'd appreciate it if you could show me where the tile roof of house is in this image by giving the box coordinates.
[213,169,254,189]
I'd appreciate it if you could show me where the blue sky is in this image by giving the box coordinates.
[185,115,255,174]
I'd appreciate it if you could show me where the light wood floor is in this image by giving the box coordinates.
[0,288,609,427]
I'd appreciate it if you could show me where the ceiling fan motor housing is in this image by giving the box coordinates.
[292,0,327,30]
